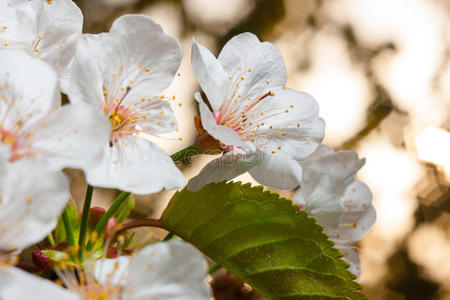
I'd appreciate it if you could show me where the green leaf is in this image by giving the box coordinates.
[55,205,80,244]
[161,182,366,300]
[113,194,135,224]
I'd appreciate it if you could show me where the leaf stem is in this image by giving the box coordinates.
[47,233,55,246]
[208,263,221,274]
[170,144,200,162]
[62,208,75,247]
[78,184,94,261]
[86,191,130,251]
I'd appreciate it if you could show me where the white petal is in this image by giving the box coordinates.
[298,144,335,164]
[187,151,257,192]
[301,150,365,194]
[0,266,78,300]
[85,136,185,194]
[248,150,302,190]
[124,240,211,300]
[250,88,325,159]
[29,102,110,171]
[94,15,182,104]
[329,180,376,243]
[133,99,178,134]
[302,188,344,230]
[66,37,105,108]
[0,161,70,251]
[195,92,254,151]
[191,38,227,111]
[334,243,361,279]
[217,32,287,97]
[0,49,59,126]
[95,256,130,287]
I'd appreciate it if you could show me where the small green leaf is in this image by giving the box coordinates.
[41,250,68,262]
[113,194,135,224]
[161,182,366,300]
[55,204,80,244]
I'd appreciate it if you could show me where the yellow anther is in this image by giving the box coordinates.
[2,26,7,30]
[34,48,39,53]
[277,145,281,150]
[265,80,269,85]
[285,109,289,113]
[4,43,8,47]
[248,68,251,72]
[238,67,242,70]
[178,137,183,141]
[138,65,142,69]
[290,104,294,108]
[145,68,150,72]
[160,110,164,115]
[269,125,273,129]
[177,72,181,76]
[297,122,300,127]
[240,77,244,80]
[229,76,233,80]
[172,95,176,100]
[157,121,162,125]
[229,111,233,116]
[272,150,276,154]
[129,80,133,84]
[141,98,145,102]
[178,103,182,107]
[282,85,286,90]
[281,131,286,136]
[148,98,152,102]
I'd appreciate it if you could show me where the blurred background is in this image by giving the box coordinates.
[68,0,450,299]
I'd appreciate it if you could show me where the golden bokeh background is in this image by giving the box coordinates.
[68,0,450,299]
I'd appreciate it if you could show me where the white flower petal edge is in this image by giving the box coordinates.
[0,0,83,89]
[94,240,212,299]
[67,15,186,194]
[86,136,186,195]
[294,145,376,278]
[187,151,258,192]
[0,49,109,172]
[0,266,78,300]
[0,157,70,251]
[190,33,324,190]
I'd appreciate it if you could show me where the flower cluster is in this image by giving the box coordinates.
[0,0,375,298]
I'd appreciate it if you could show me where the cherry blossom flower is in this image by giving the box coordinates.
[188,33,325,191]
[0,145,75,300]
[0,0,83,88]
[67,15,185,194]
[294,145,376,278]
[0,49,109,171]
[0,239,212,300]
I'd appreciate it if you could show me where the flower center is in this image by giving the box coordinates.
[0,122,31,161]
[103,86,140,145]
[212,67,297,153]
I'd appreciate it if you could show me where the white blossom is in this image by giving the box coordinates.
[188,33,325,191]
[67,15,185,194]
[0,49,109,171]
[294,145,376,277]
